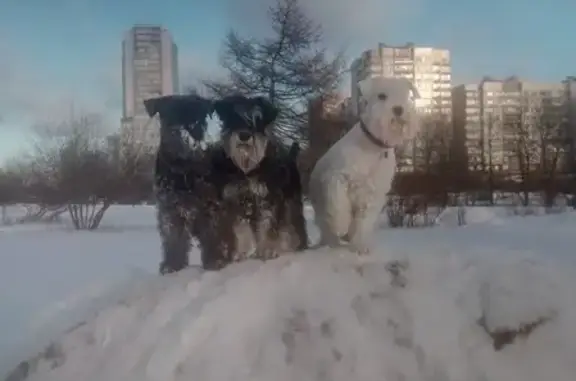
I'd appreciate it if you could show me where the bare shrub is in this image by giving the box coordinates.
[12,204,68,225]
[386,197,406,228]
[62,150,116,230]
[384,115,454,228]
[385,195,446,228]
[0,168,24,224]
[19,113,127,230]
[116,133,155,205]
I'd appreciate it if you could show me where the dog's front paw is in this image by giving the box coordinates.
[256,247,280,261]
[159,262,187,275]
[202,258,227,271]
[349,244,371,256]
[231,251,247,263]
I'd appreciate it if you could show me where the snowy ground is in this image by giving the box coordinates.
[1,205,576,380]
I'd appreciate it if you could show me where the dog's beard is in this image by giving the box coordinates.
[363,117,408,148]
[393,112,419,143]
[225,132,268,173]
[363,99,417,147]
[389,118,406,142]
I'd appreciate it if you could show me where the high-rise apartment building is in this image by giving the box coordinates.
[453,76,565,172]
[451,84,480,171]
[350,43,451,116]
[350,43,452,170]
[121,25,179,151]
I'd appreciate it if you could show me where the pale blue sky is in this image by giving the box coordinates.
[0,0,574,163]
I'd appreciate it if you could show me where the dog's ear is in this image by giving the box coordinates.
[143,95,213,124]
[358,78,373,100]
[143,96,163,118]
[253,96,279,127]
[143,95,213,141]
[212,95,236,122]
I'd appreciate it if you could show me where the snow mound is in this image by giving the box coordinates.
[7,249,576,381]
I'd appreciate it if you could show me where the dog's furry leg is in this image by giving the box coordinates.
[347,203,380,255]
[254,200,308,259]
[197,232,226,271]
[196,208,238,270]
[234,217,257,261]
[284,156,308,252]
[157,207,191,274]
[254,210,278,260]
[277,198,309,252]
[290,199,309,251]
[313,174,351,248]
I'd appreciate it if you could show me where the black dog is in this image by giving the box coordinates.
[144,94,308,274]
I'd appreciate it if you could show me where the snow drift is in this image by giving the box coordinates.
[6,245,576,381]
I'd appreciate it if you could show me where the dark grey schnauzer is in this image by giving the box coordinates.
[144,94,308,274]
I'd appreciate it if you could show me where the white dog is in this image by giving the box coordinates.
[309,76,420,254]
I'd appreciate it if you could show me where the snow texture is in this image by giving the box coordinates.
[1,205,576,381]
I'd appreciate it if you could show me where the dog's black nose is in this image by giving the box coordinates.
[238,131,252,142]
[392,106,404,117]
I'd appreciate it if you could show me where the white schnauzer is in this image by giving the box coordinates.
[308,77,420,254]
[145,94,308,274]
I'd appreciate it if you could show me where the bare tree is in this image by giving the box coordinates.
[299,94,352,190]
[508,97,566,206]
[0,159,53,223]
[23,114,122,230]
[529,100,567,206]
[203,0,345,142]
[411,115,453,206]
[413,115,452,175]
[468,112,512,205]
[0,167,24,224]
[384,115,454,228]
[117,128,156,204]
[0,169,19,205]
[509,112,537,205]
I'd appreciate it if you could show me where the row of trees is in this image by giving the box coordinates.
[1,0,575,229]
[305,97,576,203]
[0,115,154,229]
[469,102,573,206]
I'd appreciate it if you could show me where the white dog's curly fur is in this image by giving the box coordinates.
[309,76,420,254]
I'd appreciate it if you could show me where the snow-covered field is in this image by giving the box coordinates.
[1,205,576,380]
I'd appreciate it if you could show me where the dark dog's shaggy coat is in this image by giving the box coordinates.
[144,94,308,274]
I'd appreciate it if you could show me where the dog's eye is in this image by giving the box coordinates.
[378,93,387,101]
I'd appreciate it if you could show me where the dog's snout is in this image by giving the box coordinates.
[238,131,252,142]
[392,106,404,117]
